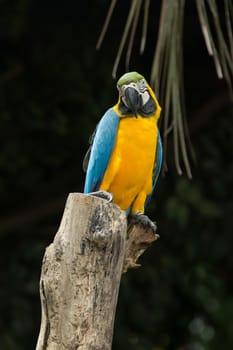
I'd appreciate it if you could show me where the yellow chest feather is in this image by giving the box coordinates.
[100,115,158,212]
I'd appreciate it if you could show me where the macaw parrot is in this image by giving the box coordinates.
[83,71,162,231]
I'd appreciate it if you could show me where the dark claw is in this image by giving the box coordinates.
[128,212,157,233]
[87,190,113,203]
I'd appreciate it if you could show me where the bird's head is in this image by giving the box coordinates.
[117,71,153,117]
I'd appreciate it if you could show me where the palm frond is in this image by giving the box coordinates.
[140,0,150,54]
[97,0,233,177]
[151,0,192,178]
[196,0,233,93]
[224,0,233,59]
[96,0,117,50]
[112,0,143,78]
[125,0,142,70]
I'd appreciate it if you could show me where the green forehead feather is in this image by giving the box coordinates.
[117,71,145,87]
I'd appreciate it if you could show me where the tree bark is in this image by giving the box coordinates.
[36,193,159,350]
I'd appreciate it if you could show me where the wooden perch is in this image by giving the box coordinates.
[36,193,159,350]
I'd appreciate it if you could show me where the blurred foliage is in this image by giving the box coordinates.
[0,1,233,350]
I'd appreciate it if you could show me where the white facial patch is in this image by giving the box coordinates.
[137,79,150,105]
[141,90,150,105]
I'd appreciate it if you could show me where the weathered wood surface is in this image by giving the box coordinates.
[123,222,159,273]
[36,193,159,350]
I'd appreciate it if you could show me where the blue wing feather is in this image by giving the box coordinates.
[84,108,119,193]
[145,130,163,208]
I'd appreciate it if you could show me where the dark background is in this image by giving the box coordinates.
[1,1,233,349]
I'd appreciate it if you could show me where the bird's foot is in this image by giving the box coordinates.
[128,212,157,233]
[87,190,113,203]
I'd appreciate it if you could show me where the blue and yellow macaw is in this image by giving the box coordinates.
[83,71,162,231]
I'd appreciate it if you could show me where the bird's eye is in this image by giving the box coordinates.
[138,79,147,93]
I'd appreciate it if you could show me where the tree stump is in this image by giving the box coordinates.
[36,193,159,350]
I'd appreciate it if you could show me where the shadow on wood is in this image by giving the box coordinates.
[36,193,159,350]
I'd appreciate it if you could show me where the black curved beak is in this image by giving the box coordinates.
[124,87,141,116]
